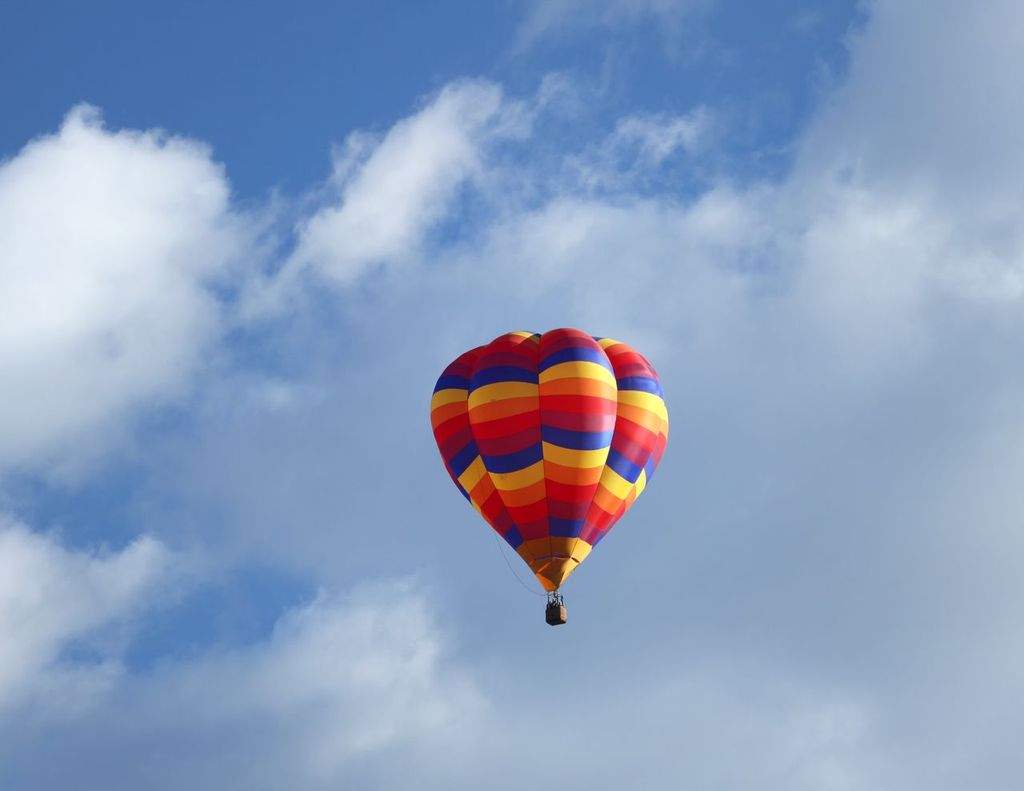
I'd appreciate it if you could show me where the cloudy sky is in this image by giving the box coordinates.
[2,1,1024,788]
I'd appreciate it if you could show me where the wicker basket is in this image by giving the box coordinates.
[545,602,568,626]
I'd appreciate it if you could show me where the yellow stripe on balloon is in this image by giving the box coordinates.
[617,390,669,420]
[457,456,487,492]
[564,538,593,575]
[488,460,545,491]
[598,467,634,500]
[541,443,610,469]
[467,381,538,409]
[632,468,648,497]
[430,388,467,410]
[538,360,616,387]
[616,402,663,431]
[520,536,590,561]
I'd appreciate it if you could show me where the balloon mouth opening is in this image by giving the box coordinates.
[521,541,592,591]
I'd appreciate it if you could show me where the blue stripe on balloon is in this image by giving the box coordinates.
[616,376,663,396]
[470,365,538,389]
[541,425,613,450]
[503,525,523,548]
[606,448,643,483]
[549,517,585,538]
[538,345,612,372]
[434,375,469,392]
[449,442,478,477]
[481,443,543,473]
[644,454,658,481]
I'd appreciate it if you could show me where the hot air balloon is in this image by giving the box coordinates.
[429,328,668,625]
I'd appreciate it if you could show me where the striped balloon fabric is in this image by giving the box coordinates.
[430,328,668,592]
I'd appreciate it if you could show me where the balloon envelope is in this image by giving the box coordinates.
[430,328,668,591]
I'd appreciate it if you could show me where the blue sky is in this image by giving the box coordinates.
[3,1,1024,789]
[1,0,859,193]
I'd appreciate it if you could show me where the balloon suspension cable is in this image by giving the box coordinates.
[491,529,546,597]
[546,591,564,607]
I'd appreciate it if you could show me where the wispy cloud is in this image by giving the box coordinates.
[515,0,710,50]
[286,81,507,285]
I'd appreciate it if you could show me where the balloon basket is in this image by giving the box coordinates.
[545,593,567,626]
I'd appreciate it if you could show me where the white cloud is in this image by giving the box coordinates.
[0,517,890,791]
[0,105,250,477]
[143,585,482,780]
[793,0,1024,301]
[0,516,177,715]
[609,109,709,161]
[0,582,485,790]
[564,107,713,191]
[799,0,1024,200]
[284,80,508,288]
